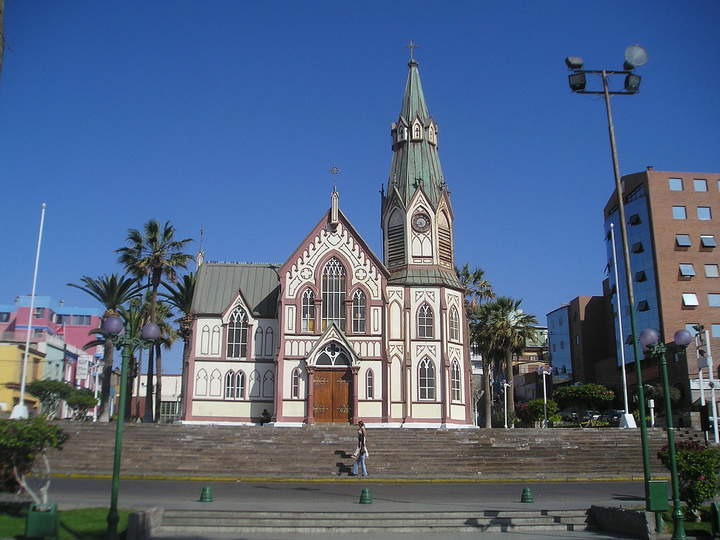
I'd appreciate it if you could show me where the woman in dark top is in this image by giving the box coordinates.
[352,420,368,477]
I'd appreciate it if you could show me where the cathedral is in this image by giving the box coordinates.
[183,56,473,427]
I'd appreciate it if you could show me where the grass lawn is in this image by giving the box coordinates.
[0,504,129,539]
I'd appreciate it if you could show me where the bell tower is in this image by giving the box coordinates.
[380,54,459,289]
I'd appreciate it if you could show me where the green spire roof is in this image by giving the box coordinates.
[388,59,446,209]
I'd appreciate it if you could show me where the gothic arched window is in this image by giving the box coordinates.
[352,290,366,333]
[322,258,346,331]
[211,326,221,354]
[419,358,436,400]
[366,369,374,399]
[195,369,207,396]
[224,371,234,398]
[417,303,434,338]
[249,370,261,398]
[291,368,302,399]
[451,360,462,402]
[200,326,210,355]
[438,211,453,266]
[262,370,274,397]
[264,328,274,356]
[254,328,263,357]
[225,370,244,399]
[301,289,315,332]
[227,307,248,358]
[449,306,460,341]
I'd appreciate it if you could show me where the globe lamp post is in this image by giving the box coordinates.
[564,44,653,506]
[102,315,161,540]
[640,328,693,540]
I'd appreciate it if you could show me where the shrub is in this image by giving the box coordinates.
[26,380,73,419]
[0,417,69,507]
[66,388,98,421]
[553,383,614,421]
[516,399,558,426]
[658,440,720,518]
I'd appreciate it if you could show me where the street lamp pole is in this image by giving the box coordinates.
[101,315,160,540]
[642,328,691,540]
[503,382,511,429]
[565,44,652,504]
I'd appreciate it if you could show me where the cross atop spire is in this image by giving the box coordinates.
[329,165,341,192]
[406,40,419,63]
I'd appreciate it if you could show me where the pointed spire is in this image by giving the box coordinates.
[387,50,446,209]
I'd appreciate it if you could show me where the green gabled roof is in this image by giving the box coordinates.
[387,267,462,290]
[191,263,279,318]
[389,59,446,209]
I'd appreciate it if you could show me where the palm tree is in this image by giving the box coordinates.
[456,265,494,427]
[476,296,538,422]
[116,219,192,422]
[152,300,177,422]
[159,272,196,419]
[118,298,148,420]
[67,274,144,421]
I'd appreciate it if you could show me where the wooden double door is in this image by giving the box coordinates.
[313,368,352,423]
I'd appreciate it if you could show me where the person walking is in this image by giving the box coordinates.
[351,420,369,477]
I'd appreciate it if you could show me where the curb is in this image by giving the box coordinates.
[51,473,671,483]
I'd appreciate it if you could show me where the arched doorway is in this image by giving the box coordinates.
[312,343,352,423]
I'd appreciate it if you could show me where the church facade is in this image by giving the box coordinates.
[182,58,473,427]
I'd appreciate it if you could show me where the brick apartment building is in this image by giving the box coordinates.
[604,167,720,408]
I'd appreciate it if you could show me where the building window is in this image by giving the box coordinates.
[227,307,248,358]
[225,370,245,399]
[632,242,644,253]
[451,360,461,402]
[675,234,692,247]
[635,270,647,282]
[211,326,220,354]
[322,257,346,331]
[249,370,261,397]
[629,213,641,225]
[33,307,45,318]
[366,369,374,399]
[679,264,696,277]
[560,341,564,350]
[195,369,208,396]
[0,312,9,323]
[637,300,650,311]
[705,264,720,278]
[576,335,581,345]
[449,306,460,341]
[265,328,274,356]
[418,358,436,400]
[701,235,717,248]
[291,368,302,399]
[709,294,720,307]
[71,315,91,325]
[697,207,712,220]
[254,328,264,356]
[668,178,683,191]
[712,324,720,338]
[694,179,708,192]
[352,290,366,333]
[262,370,274,397]
[437,211,453,266]
[672,206,687,220]
[682,293,699,307]
[200,326,210,355]
[301,289,315,332]
[417,303,434,338]
[386,208,405,267]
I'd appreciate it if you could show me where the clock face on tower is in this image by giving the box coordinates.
[412,213,431,233]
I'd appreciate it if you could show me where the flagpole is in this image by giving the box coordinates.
[11,203,47,420]
[610,222,636,428]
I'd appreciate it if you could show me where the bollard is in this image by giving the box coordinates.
[359,487,373,504]
[520,487,534,503]
[199,486,214,502]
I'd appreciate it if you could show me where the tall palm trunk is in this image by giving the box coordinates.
[98,339,114,422]
[143,269,162,422]
[154,343,163,422]
[505,349,515,421]
[483,357,492,428]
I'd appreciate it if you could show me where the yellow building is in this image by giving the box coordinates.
[0,341,44,416]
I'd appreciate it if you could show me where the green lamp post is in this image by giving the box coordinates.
[640,327,693,540]
[101,314,161,540]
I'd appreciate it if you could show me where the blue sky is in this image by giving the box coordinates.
[2,1,719,373]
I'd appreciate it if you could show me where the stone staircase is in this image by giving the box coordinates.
[151,509,590,535]
[48,423,700,480]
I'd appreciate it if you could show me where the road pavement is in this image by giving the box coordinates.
[3,479,647,539]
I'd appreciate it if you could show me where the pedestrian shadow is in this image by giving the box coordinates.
[334,449,353,476]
